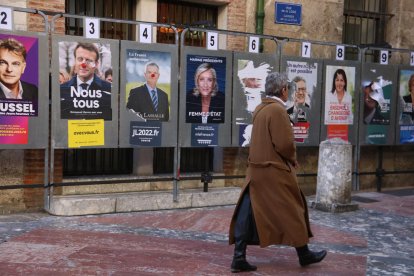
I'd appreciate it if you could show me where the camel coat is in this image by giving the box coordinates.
[229,97,313,248]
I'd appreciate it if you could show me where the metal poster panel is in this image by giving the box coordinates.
[396,66,414,144]
[281,56,322,146]
[119,41,178,147]
[0,31,48,149]
[359,63,397,145]
[232,52,277,147]
[179,47,232,147]
[51,35,119,148]
[321,60,360,145]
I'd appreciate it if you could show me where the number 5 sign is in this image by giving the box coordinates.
[207,32,218,50]
[0,6,13,30]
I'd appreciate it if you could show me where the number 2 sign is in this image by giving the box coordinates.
[0,6,13,30]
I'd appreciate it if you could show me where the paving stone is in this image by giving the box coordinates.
[0,188,413,275]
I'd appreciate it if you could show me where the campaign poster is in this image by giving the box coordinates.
[130,121,162,146]
[235,59,272,147]
[191,124,218,146]
[67,119,104,148]
[361,74,392,144]
[186,55,226,124]
[125,50,171,122]
[324,65,356,125]
[0,34,38,117]
[362,76,392,125]
[286,61,318,143]
[59,41,112,120]
[398,69,414,143]
[0,116,28,144]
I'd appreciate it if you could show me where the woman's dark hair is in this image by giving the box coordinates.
[331,68,347,93]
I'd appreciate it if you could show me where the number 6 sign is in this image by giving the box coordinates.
[249,36,259,53]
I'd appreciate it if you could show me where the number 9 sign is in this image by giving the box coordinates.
[380,50,389,65]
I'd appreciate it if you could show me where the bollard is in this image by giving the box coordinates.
[311,138,358,213]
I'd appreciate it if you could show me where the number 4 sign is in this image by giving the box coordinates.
[0,6,13,31]
[140,24,152,44]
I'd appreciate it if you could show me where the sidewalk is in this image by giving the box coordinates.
[0,187,413,275]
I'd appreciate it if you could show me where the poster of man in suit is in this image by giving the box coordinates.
[125,49,171,122]
[59,41,112,120]
[0,34,38,117]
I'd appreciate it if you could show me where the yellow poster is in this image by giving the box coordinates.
[68,119,104,148]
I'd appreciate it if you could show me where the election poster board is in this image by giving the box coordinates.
[179,46,232,147]
[321,60,360,145]
[232,52,277,147]
[0,30,49,149]
[359,63,398,145]
[119,41,178,147]
[51,35,119,148]
[281,56,323,146]
[396,65,414,144]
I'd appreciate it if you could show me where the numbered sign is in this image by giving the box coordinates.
[380,50,389,65]
[0,6,13,30]
[84,18,100,39]
[139,24,152,44]
[207,32,218,50]
[411,52,414,66]
[336,45,345,61]
[249,36,259,53]
[301,42,311,58]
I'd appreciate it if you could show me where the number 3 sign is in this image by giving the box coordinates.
[85,18,100,39]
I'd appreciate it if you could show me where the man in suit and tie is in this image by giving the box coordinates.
[60,42,112,120]
[0,38,38,102]
[126,62,169,121]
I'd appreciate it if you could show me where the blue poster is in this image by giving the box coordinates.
[191,124,218,147]
[130,121,162,146]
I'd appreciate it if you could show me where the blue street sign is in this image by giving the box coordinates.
[275,2,302,26]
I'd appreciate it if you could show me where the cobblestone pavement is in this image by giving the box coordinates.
[0,187,413,275]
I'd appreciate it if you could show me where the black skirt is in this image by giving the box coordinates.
[234,187,260,245]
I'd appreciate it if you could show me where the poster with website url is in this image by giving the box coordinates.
[0,34,39,117]
[130,121,162,146]
[191,124,218,147]
[67,119,104,148]
[0,116,28,144]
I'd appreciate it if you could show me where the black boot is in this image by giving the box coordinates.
[231,240,257,273]
[295,245,327,267]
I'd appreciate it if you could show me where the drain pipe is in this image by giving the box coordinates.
[256,0,265,52]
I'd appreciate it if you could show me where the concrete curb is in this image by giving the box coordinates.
[48,187,241,216]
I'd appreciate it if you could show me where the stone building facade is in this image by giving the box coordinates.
[1,0,413,213]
